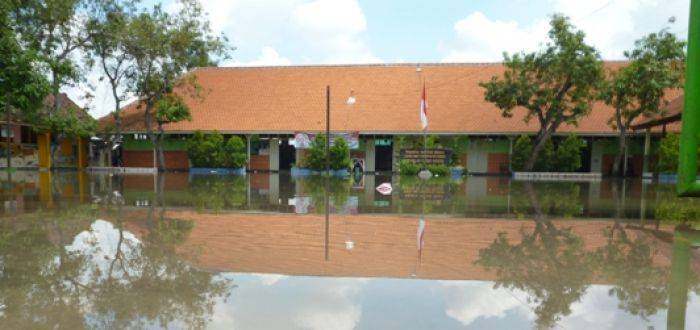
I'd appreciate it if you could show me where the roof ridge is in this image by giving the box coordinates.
[193,60,630,71]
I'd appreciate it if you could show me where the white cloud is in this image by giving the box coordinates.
[224,46,292,67]
[199,0,380,65]
[443,12,549,62]
[443,0,690,62]
[290,0,380,63]
[441,280,535,326]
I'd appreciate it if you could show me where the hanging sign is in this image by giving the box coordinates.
[293,132,359,149]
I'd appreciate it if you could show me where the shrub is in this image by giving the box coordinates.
[511,135,533,171]
[427,163,449,176]
[657,134,680,173]
[303,134,327,170]
[303,135,352,171]
[330,137,351,170]
[553,134,586,172]
[511,134,584,172]
[186,131,247,168]
[399,160,421,175]
[223,136,247,168]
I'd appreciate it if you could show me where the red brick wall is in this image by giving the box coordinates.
[123,150,190,170]
[487,153,510,174]
[249,155,269,171]
[602,154,647,176]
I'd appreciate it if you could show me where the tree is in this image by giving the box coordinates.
[123,0,228,171]
[477,220,593,329]
[554,134,586,172]
[481,15,603,171]
[11,0,95,164]
[155,94,191,163]
[329,137,351,170]
[511,134,584,172]
[86,0,140,146]
[600,29,685,176]
[223,136,246,169]
[303,134,328,170]
[0,4,50,169]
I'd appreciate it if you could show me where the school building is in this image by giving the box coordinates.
[98,63,682,176]
[1,93,90,170]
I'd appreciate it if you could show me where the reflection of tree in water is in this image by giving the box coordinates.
[0,206,232,329]
[477,220,593,329]
[300,176,352,213]
[395,176,463,214]
[511,182,584,219]
[592,223,672,319]
[190,175,247,211]
[477,184,700,329]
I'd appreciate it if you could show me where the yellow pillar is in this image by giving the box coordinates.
[37,133,51,169]
[78,171,87,202]
[39,171,53,208]
[77,137,87,170]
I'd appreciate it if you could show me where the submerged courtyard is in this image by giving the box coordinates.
[0,171,699,329]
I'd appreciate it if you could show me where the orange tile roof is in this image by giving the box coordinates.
[100,63,682,135]
[631,95,684,130]
[166,211,677,280]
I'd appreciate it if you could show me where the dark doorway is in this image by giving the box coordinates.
[375,143,393,172]
[578,138,593,172]
[279,138,296,170]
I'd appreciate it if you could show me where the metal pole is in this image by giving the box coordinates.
[326,85,331,176]
[325,85,330,261]
[678,0,700,196]
[667,230,691,330]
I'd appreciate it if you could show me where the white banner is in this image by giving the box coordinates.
[293,132,359,149]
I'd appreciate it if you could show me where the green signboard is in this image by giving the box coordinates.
[375,139,392,146]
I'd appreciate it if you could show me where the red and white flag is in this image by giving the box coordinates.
[420,83,428,130]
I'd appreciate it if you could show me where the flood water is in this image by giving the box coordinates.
[1,171,700,329]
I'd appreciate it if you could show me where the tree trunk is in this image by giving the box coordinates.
[143,101,161,171]
[156,123,166,172]
[5,108,11,170]
[524,129,552,171]
[612,109,627,177]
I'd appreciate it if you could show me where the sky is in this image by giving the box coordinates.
[77,0,692,118]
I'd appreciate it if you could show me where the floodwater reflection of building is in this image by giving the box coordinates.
[162,211,688,281]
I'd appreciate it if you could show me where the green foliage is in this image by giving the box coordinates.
[302,135,351,171]
[156,94,192,125]
[223,136,246,169]
[399,160,449,176]
[477,221,593,328]
[480,15,603,170]
[190,175,247,211]
[399,160,421,175]
[329,137,351,171]
[40,107,97,138]
[656,134,699,174]
[0,9,50,120]
[600,29,686,173]
[655,187,700,225]
[512,134,585,172]
[657,134,679,173]
[554,134,586,172]
[426,163,449,176]
[303,134,327,170]
[185,131,246,168]
[511,135,533,172]
[510,182,584,218]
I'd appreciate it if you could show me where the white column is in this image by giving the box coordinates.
[246,135,252,171]
[590,140,603,173]
[269,138,280,172]
[642,129,652,178]
[365,138,375,173]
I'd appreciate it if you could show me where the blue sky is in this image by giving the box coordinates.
[81,0,692,117]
